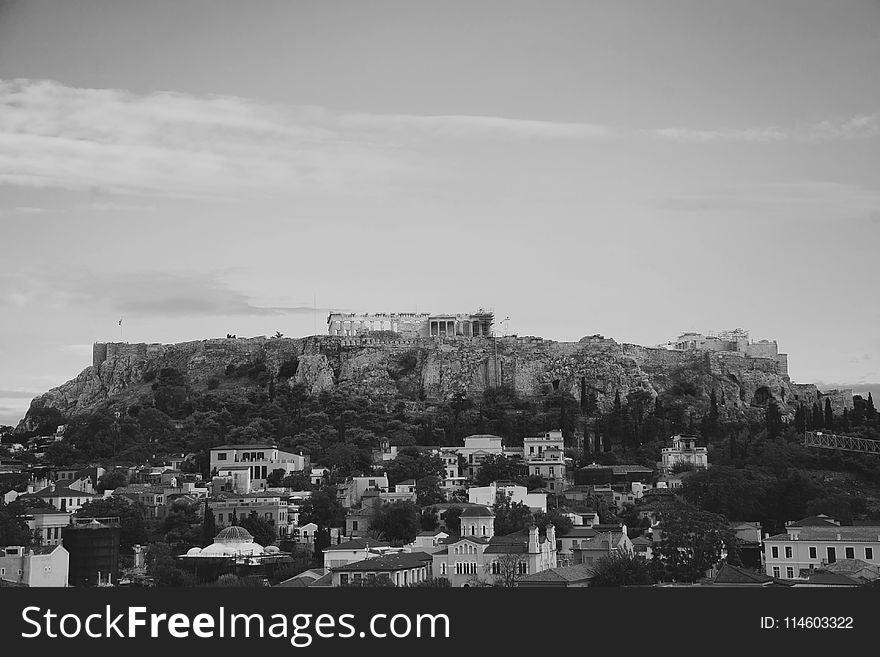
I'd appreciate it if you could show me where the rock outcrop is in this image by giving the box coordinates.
[19,334,835,429]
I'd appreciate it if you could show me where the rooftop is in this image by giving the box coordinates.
[765,526,880,542]
[211,444,277,451]
[517,564,595,583]
[324,538,390,552]
[330,552,433,572]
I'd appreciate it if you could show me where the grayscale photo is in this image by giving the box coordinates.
[1,0,879,619]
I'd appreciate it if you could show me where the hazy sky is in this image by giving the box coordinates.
[1,0,879,425]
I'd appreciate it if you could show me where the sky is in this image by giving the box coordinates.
[1,0,879,426]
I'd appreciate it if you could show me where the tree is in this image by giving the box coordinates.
[279,472,313,491]
[160,498,202,553]
[201,503,217,547]
[0,501,33,547]
[76,496,148,553]
[487,550,525,587]
[370,501,420,544]
[794,405,806,434]
[824,398,834,431]
[766,400,783,440]
[419,507,439,531]
[299,488,345,529]
[811,402,823,430]
[651,500,739,583]
[238,510,276,546]
[532,508,573,537]
[680,466,767,521]
[492,498,533,536]
[383,448,444,486]
[415,475,443,507]
[591,549,655,586]
[474,454,522,486]
[96,470,129,492]
[444,506,463,536]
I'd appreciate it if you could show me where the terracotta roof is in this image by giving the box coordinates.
[459,505,494,518]
[330,552,433,572]
[788,515,839,527]
[324,538,390,551]
[518,564,595,583]
[801,571,862,586]
[765,526,880,542]
[712,563,776,585]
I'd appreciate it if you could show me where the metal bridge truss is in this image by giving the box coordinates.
[803,431,880,455]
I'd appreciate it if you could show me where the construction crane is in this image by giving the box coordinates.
[803,431,880,455]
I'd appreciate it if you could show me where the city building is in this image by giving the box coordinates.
[208,445,309,493]
[210,492,292,538]
[17,482,101,513]
[523,430,565,492]
[457,435,505,480]
[22,507,72,546]
[660,435,708,473]
[0,544,69,587]
[329,552,434,587]
[431,506,557,586]
[326,311,494,338]
[763,522,880,580]
[468,481,547,513]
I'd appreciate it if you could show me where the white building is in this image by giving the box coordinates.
[210,492,292,538]
[23,508,72,546]
[0,545,69,587]
[524,430,566,492]
[457,435,504,480]
[16,482,100,513]
[209,444,309,492]
[764,523,880,580]
[431,508,558,587]
[660,435,708,473]
[468,482,547,513]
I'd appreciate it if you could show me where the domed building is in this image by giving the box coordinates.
[196,527,266,558]
[176,526,293,582]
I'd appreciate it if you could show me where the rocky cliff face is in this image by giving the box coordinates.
[20,334,825,429]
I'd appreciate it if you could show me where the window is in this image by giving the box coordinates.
[771,546,779,558]
[0,568,4,575]
[786,567,794,579]
[217,513,223,523]
[352,521,358,531]
[809,546,817,559]
[784,546,792,558]
[517,562,528,575]
[340,574,349,585]
[866,547,874,560]
[217,453,227,461]
[845,547,855,559]
[772,567,780,578]
[826,547,836,563]
[440,563,447,575]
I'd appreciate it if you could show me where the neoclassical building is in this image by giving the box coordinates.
[431,505,557,586]
[326,311,494,338]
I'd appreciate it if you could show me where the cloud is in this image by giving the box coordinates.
[0,269,331,318]
[1,78,877,199]
[0,390,38,398]
[657,181,880,218]
[0,79,615,199]
[651,114,880,143]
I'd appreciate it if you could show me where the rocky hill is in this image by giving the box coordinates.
[18,333,840,432]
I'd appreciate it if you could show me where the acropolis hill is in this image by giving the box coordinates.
[22,322,854,429]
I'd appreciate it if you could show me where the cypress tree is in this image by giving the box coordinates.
[766,400,783,440]
[794,404,806,434]
[201,503,217,547]
[812,402,823,430]
[824,398,834,431]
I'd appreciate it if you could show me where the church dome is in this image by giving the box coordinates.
[214,526,255,543]
[186,547,202,556]
[198,525,265,557]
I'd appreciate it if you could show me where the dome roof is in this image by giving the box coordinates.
[265,545,280,554]
[214,526,254,543]
[186,547,202,556]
